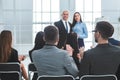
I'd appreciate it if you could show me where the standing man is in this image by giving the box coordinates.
[54,10,80,69]
[54,10,72,49]
[79,21,120,80]
[32,25,79,78]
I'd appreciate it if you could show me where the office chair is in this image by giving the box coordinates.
[28,63,38,80]
[0,62,21,80]
[37,75,75,80]
[80,74,117,80]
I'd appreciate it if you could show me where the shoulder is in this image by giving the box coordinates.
[31,49,42,59]
[53,48,69,55]
[54,20,61,24]
[10,48,18,57]
[83,47,98,57]
[11,48,18,54]
[110,45,120,51]
[32,49,42,54]
[58,49,68,53]
[108,38,120,46]
[57,49,71,57]
[81,48,98,62]
[81,22,86,26]
[86,44,120,54]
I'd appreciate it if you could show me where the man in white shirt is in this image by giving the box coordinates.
[54,10,80,69]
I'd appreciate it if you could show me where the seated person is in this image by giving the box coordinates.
[29,31,45,62]
[0,30,28,80]
[108,38,120,46]
[79,21,120,80]
[32,25,79,78]
[29,31,45,80]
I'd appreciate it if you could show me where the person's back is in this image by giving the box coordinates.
[32,25,78,78]
[33,45,77,75]
[81,44,120,74]
[0,30,28,80]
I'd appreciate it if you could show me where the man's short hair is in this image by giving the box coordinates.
[44,25,59,42]
[95,21,114,39]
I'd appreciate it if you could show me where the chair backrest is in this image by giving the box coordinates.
[28,63,37,80]
[28,63,37,71]
[37,75,75,80]
[80,74,117,80]
[0,62,21,80]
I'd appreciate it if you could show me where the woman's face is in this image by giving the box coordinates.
[74,13,80,22]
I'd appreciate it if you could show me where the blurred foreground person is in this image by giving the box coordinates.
[0,30,28,80]
[79,21,120,80]
[32,25,79,78]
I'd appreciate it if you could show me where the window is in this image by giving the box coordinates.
[75,0,101,50]
[33,0,60,39]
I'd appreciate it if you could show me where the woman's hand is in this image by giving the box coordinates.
[77,47,85,60]
[18,55,26,61]
[66,44,73,56]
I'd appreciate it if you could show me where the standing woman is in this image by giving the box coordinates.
[0,30,28,80]
[72,12,88,48]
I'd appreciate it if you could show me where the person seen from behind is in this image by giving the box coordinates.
[32,25,79,78]
[79,21,120,80]
[0,30,28,80]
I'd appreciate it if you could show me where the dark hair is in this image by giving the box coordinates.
[96,21,114,39]
[34,31,45,49]
[44,25,59,43]
[72,12,82,27]
[29,31,45,61]
[0,30,12,62]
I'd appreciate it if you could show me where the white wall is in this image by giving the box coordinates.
[101,0,120,40]
[101,0,120,23]
[1,0,33,55]
[0,0,4,32]
[60,0,75,22]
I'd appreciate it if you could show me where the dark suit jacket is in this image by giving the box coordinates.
[79,43,120,80]
[54,20,72,48]
[54,20,80,69]
[54,20,79,52]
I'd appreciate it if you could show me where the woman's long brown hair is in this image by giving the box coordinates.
[0,30,12,62]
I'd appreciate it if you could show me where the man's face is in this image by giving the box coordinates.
[62,11,69,21]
